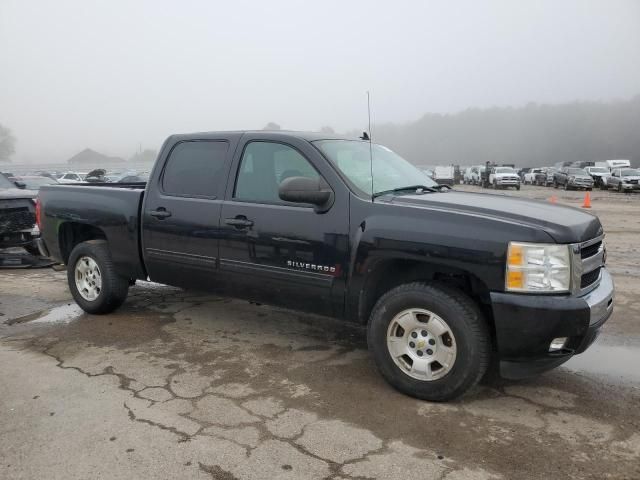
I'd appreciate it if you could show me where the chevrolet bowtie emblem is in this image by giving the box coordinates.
[417,340,426,349]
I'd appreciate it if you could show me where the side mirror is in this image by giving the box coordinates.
[14,181,26,189]
[279,176,334,213]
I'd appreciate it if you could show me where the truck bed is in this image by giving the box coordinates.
[38,184,146,279]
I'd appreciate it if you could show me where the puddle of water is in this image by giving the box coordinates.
[563,343,640,384]
[8,304,84,325]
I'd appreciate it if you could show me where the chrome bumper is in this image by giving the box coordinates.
[584,268,614,325]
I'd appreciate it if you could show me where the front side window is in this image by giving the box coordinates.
[162,141,229,197]
[313,140,437,197]
[235,141,320,204]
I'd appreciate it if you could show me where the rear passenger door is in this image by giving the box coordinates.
[142,134,240,289]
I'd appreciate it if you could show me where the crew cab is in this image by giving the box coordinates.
[488,166,521,190]
[553,167,594,191]
[604,168,640,192]
[37,131,614,401]
[534,167,555,186]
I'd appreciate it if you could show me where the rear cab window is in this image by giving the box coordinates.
[161,141,229,198]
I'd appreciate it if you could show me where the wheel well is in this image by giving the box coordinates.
[358,259,495,341]
[58,222,107,264]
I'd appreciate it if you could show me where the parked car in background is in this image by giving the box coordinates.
[523,168,543,184]
[0,173,39,255]
[518,167,531,182]
[488,166,520,190]
[604,168,640,192]
[584,166,611,188]
[433,165,455,186]
[12,176,59,191]
[534,167,556,186]
[58,172,87,184]
[554,167,594,190]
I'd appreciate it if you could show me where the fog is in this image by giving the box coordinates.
[1,0,639,163]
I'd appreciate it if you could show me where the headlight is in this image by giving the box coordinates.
[506,242,571,292]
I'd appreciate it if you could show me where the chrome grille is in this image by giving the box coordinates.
[581,241,602,259]
[574,235,605,293]
[0,207,35,234]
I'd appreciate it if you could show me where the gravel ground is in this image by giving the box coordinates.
[1,184,639,480]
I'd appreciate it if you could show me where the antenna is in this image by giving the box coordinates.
[367,91,374,202]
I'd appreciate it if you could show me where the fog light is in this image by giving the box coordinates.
[549,337,568,352]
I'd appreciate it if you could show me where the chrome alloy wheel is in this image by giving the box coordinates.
[75,256,102,301]
[386,308,457,381]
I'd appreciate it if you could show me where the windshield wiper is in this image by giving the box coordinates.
[431,184,452,190]
[372,185,439,199]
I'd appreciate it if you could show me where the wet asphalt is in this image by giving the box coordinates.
[0,184,639,480]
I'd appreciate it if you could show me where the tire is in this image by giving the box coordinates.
[516,185,521,191]
[564,182,569,191]
[554,181,558,189]
[67,240,129,314]
[618,184,623,193]
[367,282,490,402]
[601,183,608,191]
[493,181,498,189]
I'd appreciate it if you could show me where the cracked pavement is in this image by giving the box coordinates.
[1,187,640,479]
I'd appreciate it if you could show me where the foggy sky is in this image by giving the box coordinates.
[1,0,639,163]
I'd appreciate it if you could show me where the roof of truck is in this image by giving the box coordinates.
[169,130,356,142]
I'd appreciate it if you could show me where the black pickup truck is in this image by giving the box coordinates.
[37,131,614,401]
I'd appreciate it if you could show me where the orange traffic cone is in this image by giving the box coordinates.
[582,192,591,208]
[549,195,557,204]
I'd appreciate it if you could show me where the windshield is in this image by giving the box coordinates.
[495,167,515,173]
[622,169,640,176]
[313,140,438,196]
[567,168,588,175]
[589,167,608,173]
[0,174,16,189]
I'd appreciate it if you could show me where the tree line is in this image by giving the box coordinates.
[356,96,640,168]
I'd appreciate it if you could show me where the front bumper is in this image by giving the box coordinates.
[491,268,614,379]
[620,183,640,190]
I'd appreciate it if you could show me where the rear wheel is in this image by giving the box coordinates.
[67,240,129,314]
[367,283,490,401]
[618,184,623,193]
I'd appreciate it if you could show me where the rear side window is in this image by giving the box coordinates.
[162,141,229,197]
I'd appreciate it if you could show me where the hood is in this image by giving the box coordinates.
[380,191,602,243]
[622,176,640,181]
[569,174,593,180]
[0,187,38,200]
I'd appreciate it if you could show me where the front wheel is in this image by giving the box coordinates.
[516,184,521,191]
[367,283,490,401]
[67,240,129,314]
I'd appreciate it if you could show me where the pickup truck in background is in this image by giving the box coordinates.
[37,131,614,401]
[523,168,543,184]
[487,166,521,190]
[604,168,640,192]
[0,173,40,255]
[553,167,594,191]
[584,166,611,188]
[534,167,555,186]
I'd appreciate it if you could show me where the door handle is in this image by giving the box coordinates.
[225,216,254,228]
[149,208,172,219]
